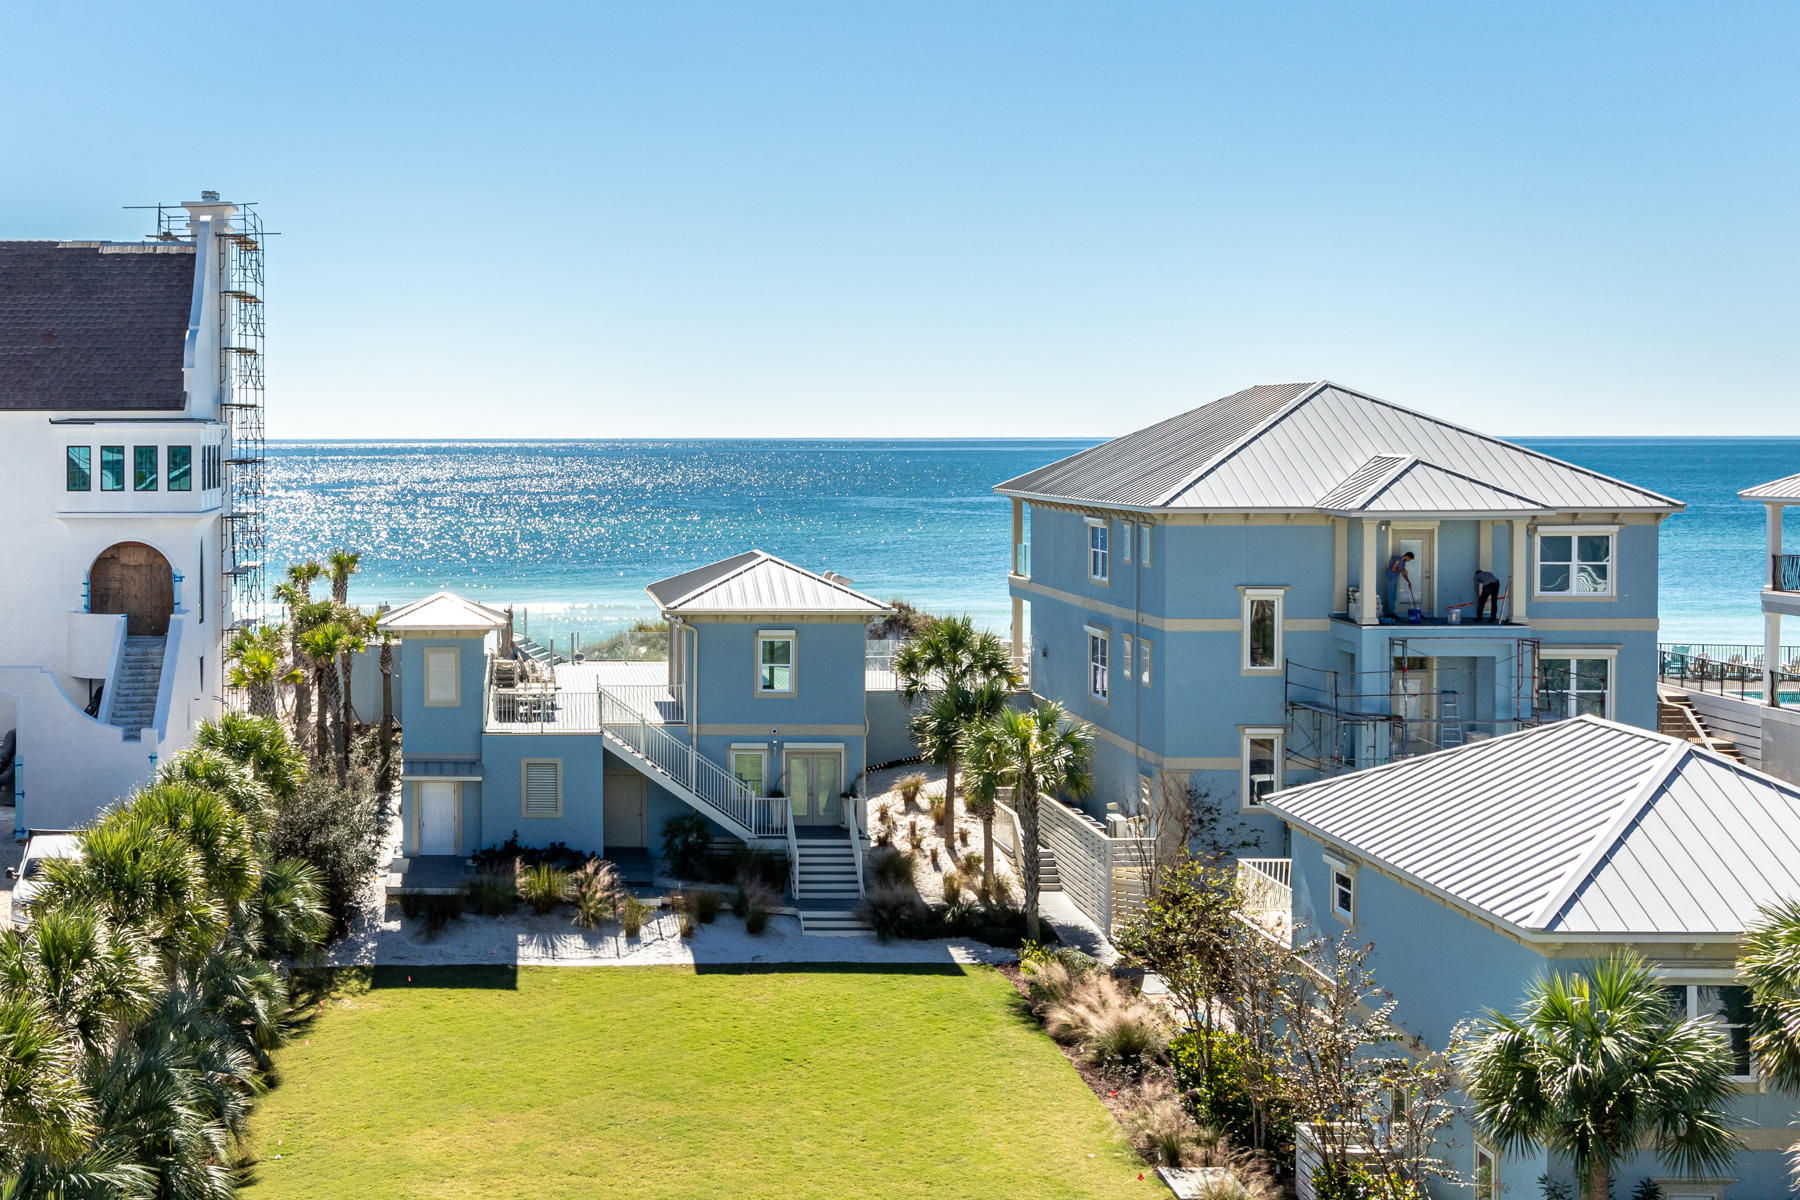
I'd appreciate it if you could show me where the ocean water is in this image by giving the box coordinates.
[264,437,1800,651]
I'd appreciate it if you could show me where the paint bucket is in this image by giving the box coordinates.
[1447,608,1462,626]
[1407,606,1422,623]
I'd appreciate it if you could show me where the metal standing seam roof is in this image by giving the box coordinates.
[994,381,1682,515]
[0,241,197,411]
[377,591,509,632]
[1740,472,1800,502]
[1262,715,1800,937]
[645,551,893,616]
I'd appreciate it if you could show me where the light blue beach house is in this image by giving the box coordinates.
[993,381,1681,882]
[1257,716,1800,1200]
[377,552,893,933]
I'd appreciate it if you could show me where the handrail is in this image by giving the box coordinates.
[597,687,786,839]
[786,806,800,901]
[1775,553,1800,592]
[845,790,865,898]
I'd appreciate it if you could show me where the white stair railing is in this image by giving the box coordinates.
[597,687,786,838]
[845,792,866,898]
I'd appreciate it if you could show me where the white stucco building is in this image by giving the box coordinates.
[0,194,266,835]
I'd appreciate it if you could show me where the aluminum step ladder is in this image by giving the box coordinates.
[1438,692,1465,749]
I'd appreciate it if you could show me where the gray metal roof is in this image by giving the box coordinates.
[1318,455,1554,516]
[1740,472,1800,502]
[1263,716,1800,937]
[995,381,1682,515]
[0,241,196,411]
[645,551,892,616]
[378,591,509,632]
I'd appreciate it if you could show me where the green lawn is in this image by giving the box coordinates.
[242,964,1149,1200]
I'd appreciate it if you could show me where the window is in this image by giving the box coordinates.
[521,759,563,818]
[1325,855,1356,921]
[730,747,767,796]
[1473,1145,1498,1200]
[65,446,91,491]
[1537,527,1616,597]
[133,445,157,491]
[1538,654,1613,719]
[202,444,220,490]
[1138,638,1153,687]
[757,631,796,694]
[423,646,461,706]
[1241,729,1282,809]
[1139,523,1152,566]
[1138,774,1153,816]
[1087,519,1109,582]
[100,445,124,491]
[1243,588,1284,671]
[1086,626,1109,701]
[168,445,192,491]
[1662,983,1755,1080]
[1121,522,1133,563]
[1121,634,1134,682]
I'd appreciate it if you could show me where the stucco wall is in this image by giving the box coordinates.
[478,733,608,854]
[397,634,488,759]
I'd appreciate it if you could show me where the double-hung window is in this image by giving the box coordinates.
[1085,626,1109,701]
[1121,634,1134,682]
[1121,522,1134,563]
[100,445,124,492]
[730,747,767,796]
[1241,729,1282,809]
[1325,854,1356,922]
[1473,1145,1498,1200]
[757,631,795,694]
[1538,653,1613,719]
[1536,526,1616,597]
[66,446,91,491]
[1661,983,1755,1080]
[1087,519,1110,583]
[168,445,192,491]
[1138,638,1153,687]
[1242,588,1284,671]
[1139,523,1152,566]
[133,446,157,491]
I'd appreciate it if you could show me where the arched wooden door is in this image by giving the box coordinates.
[90,542,173,636]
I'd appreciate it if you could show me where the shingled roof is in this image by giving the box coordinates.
[0,241,196,411]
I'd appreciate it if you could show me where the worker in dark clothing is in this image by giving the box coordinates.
[1385,551,1415,617]
[1474,568,1501,623]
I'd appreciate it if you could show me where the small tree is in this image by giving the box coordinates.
[1742,898,1800,1184]
[894,615,1019,844]
[1114,857,1243,1052]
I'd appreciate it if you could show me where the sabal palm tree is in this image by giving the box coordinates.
[1457,950,1742,1200]
[130,784,261,925]
[893,616,1020,842]
[193,711,307,803]
[236,857,329,962]
[225,623,296,718]
[158,747,271,831]
[37,816,218,978]
[327,549,361,606]
[285,559,323,602]
[374,612,398,794]
[273,581,310,731]
[963,700,1092,940]
[0,991,93,1175]
[1740,898,1800,1181]
[920,680,1012,895]
[0,907,159,1059]
[333,607,371,781]
[297,622,348,771]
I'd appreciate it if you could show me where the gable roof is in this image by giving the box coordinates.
[0,241,196,411]
[645,551,892,616]
[1262,716,1800,938]
[377,591,509,633]
[1740,472,1800,503]
[1314,454,1554,517]
[995,381,1681,515]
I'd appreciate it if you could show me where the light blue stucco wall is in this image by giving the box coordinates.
[1290,829,1798,1200]
[397,634,488,758]
[477,732,609,855]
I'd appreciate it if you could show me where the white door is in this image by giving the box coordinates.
[1390,528,1435,613]
[417,781,456,856]
[603,773,647,849]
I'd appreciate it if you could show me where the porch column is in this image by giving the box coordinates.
[1478,520,1494,573]
[1011,595,1025,674]
[1332,518,1348,614]
[1359,520,1378,626]
[1011,498,1024,575]
[1510,520,1529,624]
[1768,503,1783,707]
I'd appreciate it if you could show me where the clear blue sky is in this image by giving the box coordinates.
[4,2,1795,440]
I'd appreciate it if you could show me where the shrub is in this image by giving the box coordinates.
[518,862,570,915]
[1042,973,1167,1071]
[691,888,723,924]
[471,833,586,872]
[1124,1080,1226,1167]
[668,892,696,938]
[929,796,948,826]
[268,771,386,938]
[661,813,712,880]
[400,891,464,938]
[958,850,983,877]
[866,845,916,888]
[957,827,970,848]
[739,880,779,935]
[621,892,648,937]
[1313,1163,1384,1200]
[985,869,1018,906]
[875,801,892,825]
[1170,1030,1295,1167]
[941,868,967,905]
[895,772,928,806]
[719,845,787,890]
[571,858,623,930]
[465,870,519,916]
[858,882,928,942]
[1021,943,1098,1009]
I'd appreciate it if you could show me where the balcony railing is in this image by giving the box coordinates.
[1775,554,1800,592]
[1238,858,1292,940]
[1659,648,1800,703]
[1015,542,1030,578]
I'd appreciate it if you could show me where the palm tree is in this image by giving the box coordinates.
[374,611,398,794]
[192,712,307,802]
[334,607,371,782]
[37,815,217,978]
[893,616,1020,843]
[286,559,323,602]
[157,748,271,829]
[237,857,329,962]
[0,907,159,1059]
[1739,898,1800,1180]
[1457,950,1742,1200]
[962,700,1092,940]
[0,991,93,1175]
[225,623,296,718]
[299,622,352,780]
[327,549,361,606]
[922,681,1012,896]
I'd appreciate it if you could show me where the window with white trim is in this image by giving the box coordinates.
[1473,1145,1498,1200]
[730,746,767,796]
[1325,854,1355,921]
[1139,522,1152,566]
[1661,983,1755,1080]
[1138,637,1153,687]
[1241,729,1282,809]
[757,631,795,694]
[1536,527,1616,597]
[1242,588,1283,671]
[1087,520,1109,582]
[1121,522,1133,563]
[423,646,461,706]
[1121,633,1134,682]
[521,759,563,818]
[1538,654,1613,719]
[1086,627,1109,701]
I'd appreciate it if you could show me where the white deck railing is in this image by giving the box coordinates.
[602,683,685,725]
[488,685,603,731]
[995,792,1153,934]
[597,690,787,838]
[1238,857,1293,942]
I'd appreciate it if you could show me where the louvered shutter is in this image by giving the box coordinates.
[523,760,561,817]
[424,647,459,705]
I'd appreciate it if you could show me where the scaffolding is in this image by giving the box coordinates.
[1284,636,1544,777]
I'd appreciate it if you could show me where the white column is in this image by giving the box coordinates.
[1011,595,1025,674]
[1767,611,1782,709]
[1478,519,1494,573]
[1332,518,1348,614]
[1359,520,1378,626]
[1011,498,1024,575]
[1510,520,1529,624]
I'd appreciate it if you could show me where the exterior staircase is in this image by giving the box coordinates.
[1034,841,1062,892]
[107,636,165,740]
[1658,685,1742,761]
[793,832,871,935]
